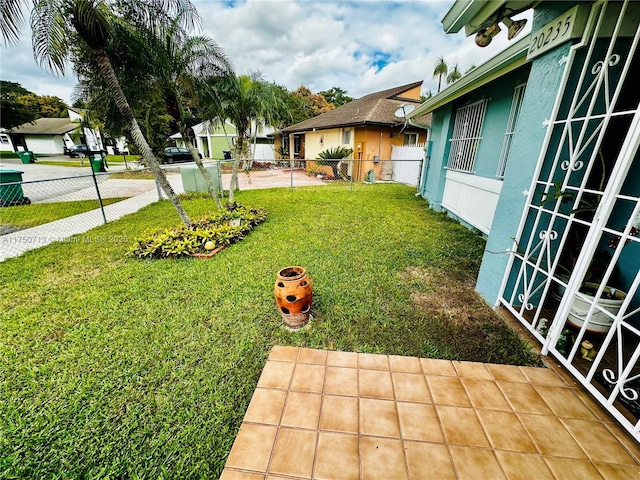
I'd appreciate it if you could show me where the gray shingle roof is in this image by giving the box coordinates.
[10,118,78,135]
[282,81,427,133]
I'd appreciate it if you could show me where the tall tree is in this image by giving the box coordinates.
[1,81,38,128]
[446,64,462,85]
[319,87,352,107]
[433,57,448,93]
[3,0,197,227]
[145,20,234,209]
[214,72,284,204]
[293,86,333,117]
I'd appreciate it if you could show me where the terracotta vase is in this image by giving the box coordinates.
[274,266,313,329]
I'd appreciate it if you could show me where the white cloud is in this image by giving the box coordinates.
[0,1,533,105]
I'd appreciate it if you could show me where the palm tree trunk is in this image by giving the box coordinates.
[229,129,247,205]
[93,47,192,227]
[229,151,240,204]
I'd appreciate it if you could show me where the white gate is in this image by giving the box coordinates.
[499,0,640,440]
[391,143,425,186]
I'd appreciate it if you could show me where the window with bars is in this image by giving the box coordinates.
[496,83,527,178]
[0,134,9,144]
[446,99,488,173]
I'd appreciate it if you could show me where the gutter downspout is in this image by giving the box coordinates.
[408,118,431,196]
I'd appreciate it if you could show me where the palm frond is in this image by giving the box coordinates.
[0,0,29,45]
[123,0,199,36]
[31,0,69,74]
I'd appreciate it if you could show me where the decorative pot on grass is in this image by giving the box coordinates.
[275,266,313,329]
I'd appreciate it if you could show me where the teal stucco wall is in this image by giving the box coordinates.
[420,106,452,209]
[419,68,531,210]
[475,3,578,305]
[459,68,532,179]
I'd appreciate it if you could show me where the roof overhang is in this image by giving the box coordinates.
[282,121,409,135]
[443,0,538,36]
[408,34,530,118]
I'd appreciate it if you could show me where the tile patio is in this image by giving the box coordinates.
[221,346,640,480]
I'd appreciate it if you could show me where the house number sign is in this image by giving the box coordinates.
[527,5,588,61]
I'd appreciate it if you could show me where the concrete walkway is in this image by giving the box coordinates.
[0,175,179,262]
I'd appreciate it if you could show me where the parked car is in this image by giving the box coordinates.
[162,147,202,164]
[64,144,89,158]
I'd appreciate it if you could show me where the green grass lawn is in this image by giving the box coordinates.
[1,198,127,230]
[0,183,540,478]
[35,155,142,168]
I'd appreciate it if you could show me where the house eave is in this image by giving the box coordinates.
[408,34,530,118]
[442,0,490,33]
[443,0,538,35]
[408,118,431,131]
[282,120,419,135]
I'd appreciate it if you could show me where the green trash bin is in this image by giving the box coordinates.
[90,154,106,172]
[0,168,30,206]
[17,151,36,164]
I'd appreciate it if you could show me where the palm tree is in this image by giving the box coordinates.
[3,0,198,227]
[433,57,448,93]
[145,21,234,209]
[215,72,284,204]
[446,64,462,85]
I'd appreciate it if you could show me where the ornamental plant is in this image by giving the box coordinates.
[128,204,266,259]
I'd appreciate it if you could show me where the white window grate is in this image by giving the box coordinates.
[496,83,527,178]
[0,134,9,144]
[446,99,488,173]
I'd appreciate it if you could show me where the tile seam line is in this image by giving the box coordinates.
[264,347,301,477]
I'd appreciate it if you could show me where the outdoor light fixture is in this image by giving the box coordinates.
[475,22,501,47]
[475,15,527,46]
[502,15,527,40]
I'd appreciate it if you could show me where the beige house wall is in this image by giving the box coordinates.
[305,128,354,160]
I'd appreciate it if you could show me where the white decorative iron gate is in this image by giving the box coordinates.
[499,0,640,439]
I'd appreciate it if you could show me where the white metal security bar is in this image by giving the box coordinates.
[446,99,488,173]
[496,83,527,178]
[498,0,640,440]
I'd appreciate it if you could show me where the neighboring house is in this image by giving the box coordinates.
[280,81,431,181]
[170,120,276,161]
[409,0,640,439]
[9,108,105,155]
[0,128,16,152]
[10,118,79,154]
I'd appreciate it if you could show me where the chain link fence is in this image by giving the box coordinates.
[1,158,423,261]
[236,158,424,190]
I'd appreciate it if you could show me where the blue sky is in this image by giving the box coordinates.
[0,0,531,104]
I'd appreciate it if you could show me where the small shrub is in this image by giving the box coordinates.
[128,204,266,259]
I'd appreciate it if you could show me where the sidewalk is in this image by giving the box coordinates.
[0,175,180,262]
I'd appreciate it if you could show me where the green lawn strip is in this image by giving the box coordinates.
[1,198,128,229]
[0,184,540,478]
[35,160,92,167]
[34,155,141,168]
[108,170,156,180]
